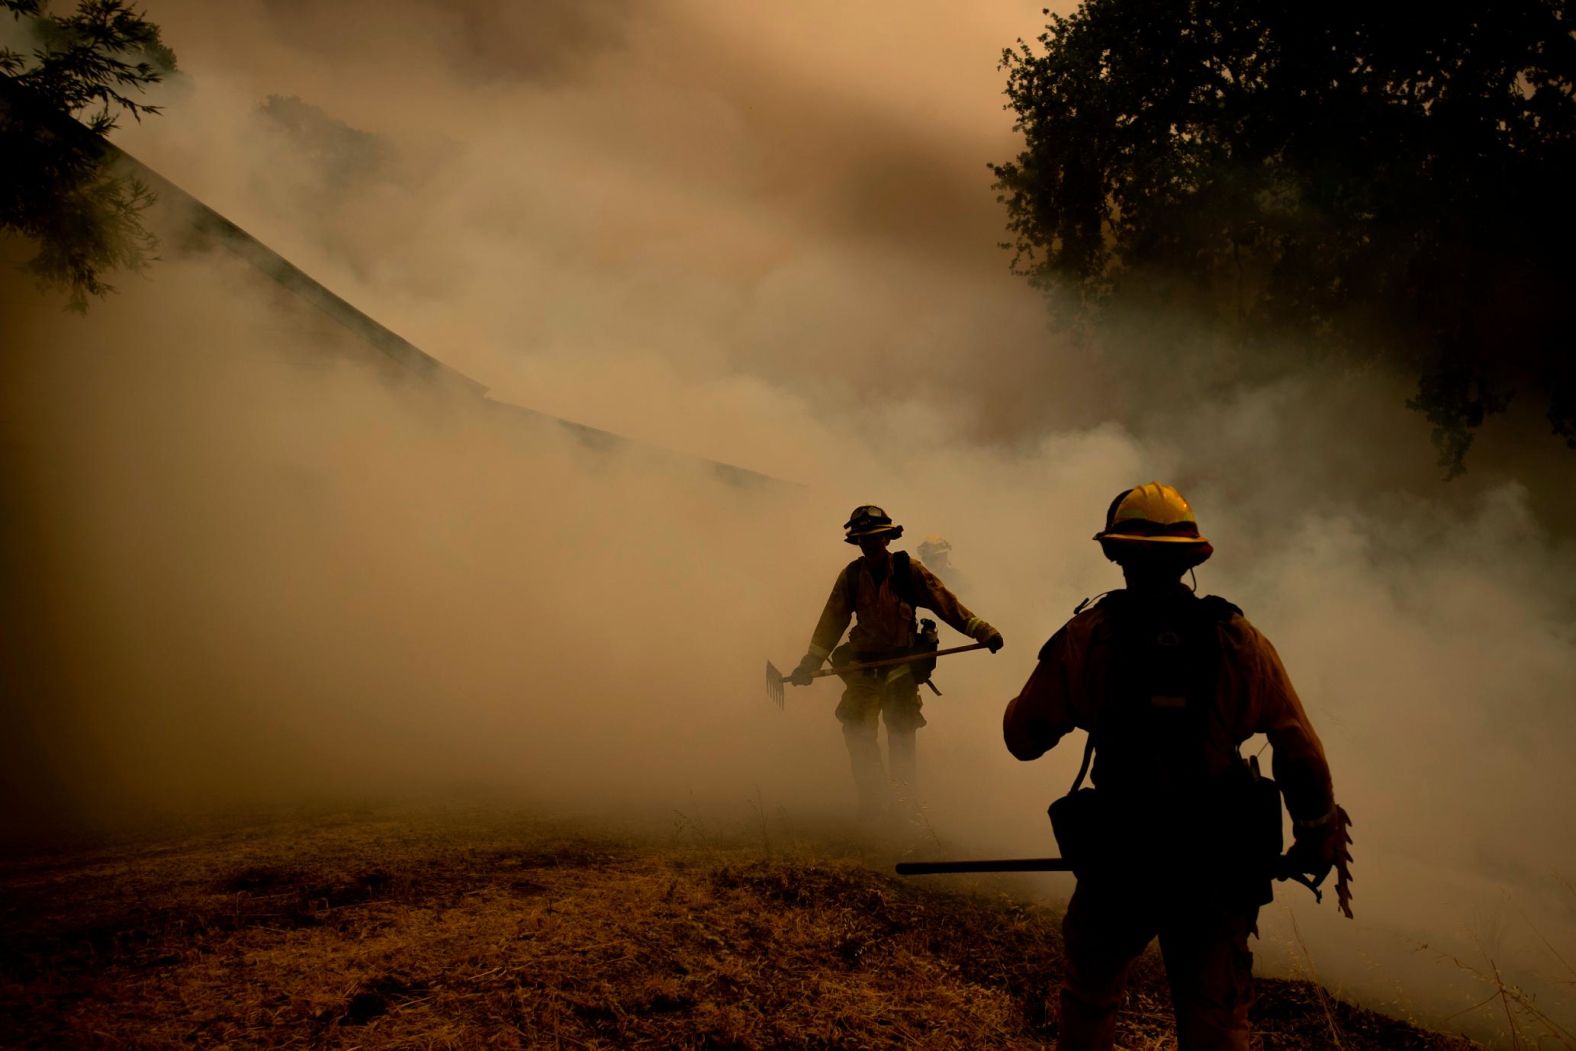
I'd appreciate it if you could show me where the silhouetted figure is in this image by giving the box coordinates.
[916,534,967,595]
[1004,483,1352,1051]
[791,506,1003,822]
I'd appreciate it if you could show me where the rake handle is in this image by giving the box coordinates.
[808,641,990,678]
[897,855,1330,903]
[897,858,1074,875]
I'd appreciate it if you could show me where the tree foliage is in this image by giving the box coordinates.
[1,0,174,310]
[992,1,1576,473]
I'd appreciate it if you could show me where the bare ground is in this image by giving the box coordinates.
[0,804,1479,1049]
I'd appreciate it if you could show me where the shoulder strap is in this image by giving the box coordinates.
[1199,594,1243,621]
[892,551,918,606]
[1069,730,1095,793]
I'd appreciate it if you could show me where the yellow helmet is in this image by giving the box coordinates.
[1095,482,1213,564]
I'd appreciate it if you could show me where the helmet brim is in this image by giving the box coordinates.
[1094,531,1212,545]
[845,524,904,544]
[1096,535,1214,568]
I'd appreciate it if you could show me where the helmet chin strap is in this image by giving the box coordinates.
[1188,567,1198,593]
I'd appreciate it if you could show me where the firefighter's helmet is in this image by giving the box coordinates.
[844,505,904,544]
[1094,482,1214,565]
[917,535,952,561]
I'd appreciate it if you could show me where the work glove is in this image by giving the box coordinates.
[1286,806,1346,878]
[974,623,1004,652]
[788,655,819,687]
[1286,804,1355,919]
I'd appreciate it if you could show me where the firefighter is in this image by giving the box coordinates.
[917,535,966,594]
[1002,483,1352,1051]
[790,505,1004,822]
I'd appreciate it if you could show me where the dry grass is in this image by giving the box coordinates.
[0,804,1480,1049]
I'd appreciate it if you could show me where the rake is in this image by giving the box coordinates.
[764,643,990,709]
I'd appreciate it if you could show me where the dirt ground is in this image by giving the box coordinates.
[0,804,1479,1049]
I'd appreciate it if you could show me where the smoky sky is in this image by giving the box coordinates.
[3,2,1574,1046]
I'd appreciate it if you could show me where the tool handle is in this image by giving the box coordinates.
[809,642,989,678]
[899,855,1331,901]
[896,858,1075,875]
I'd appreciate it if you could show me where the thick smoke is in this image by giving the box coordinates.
[2,1,1572,1044]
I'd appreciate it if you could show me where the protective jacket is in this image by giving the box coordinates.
[1003,586,1334,830]
[804,555,994,664]
[1006,584,1336,1050]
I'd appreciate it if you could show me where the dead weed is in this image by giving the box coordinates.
[0,806,1478,1049]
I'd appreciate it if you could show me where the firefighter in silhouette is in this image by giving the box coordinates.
[916,534,966,594]
[1003,483,1352,1051]
[790,506,1004,821]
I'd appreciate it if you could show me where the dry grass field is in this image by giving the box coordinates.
[0,804,1478,1049]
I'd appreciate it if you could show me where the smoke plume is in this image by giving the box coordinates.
[2,1,1572,1044]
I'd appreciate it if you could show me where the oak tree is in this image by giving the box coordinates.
[993,1,1576,472]
[1,0,174,310]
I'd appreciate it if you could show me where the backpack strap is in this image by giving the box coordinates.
[1069,729,1095,793]
[894,551,922,635]
[892,550,918,607]
[1199,594,1243,621]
